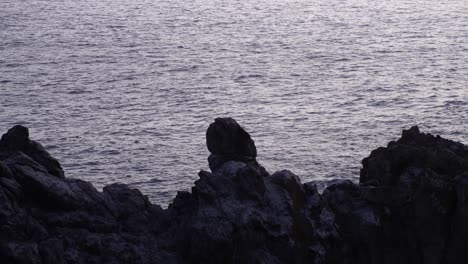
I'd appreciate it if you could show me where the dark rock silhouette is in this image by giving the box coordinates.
[206,117,268,176]
[0,125,64,178]
[1,120,468,263]
[206,117,257,157]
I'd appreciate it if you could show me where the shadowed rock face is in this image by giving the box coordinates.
[0,125,64,179]
[206,117,257,158]
[1,120,468,264]
[360,125,468,186]
[206,118,268,176]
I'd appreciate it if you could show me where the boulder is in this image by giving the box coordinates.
[206,118,268,176]
[0,125,64,178]
[206,118,257,157]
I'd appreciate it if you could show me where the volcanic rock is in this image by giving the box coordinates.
[206,118,268,176]
[0,121,468,263]
[0,125,64,178]
[206,117,257,157]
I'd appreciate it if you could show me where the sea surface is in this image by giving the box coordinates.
[1,0,467,206]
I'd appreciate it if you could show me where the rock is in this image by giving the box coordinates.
[0,125,30,150]
[1,120,468,263]
[0,242,41,264]
[169,161,320,264]
[342,125,468,264]
[360,125,468,186]
[445,173,468,263]
[0,125,64,178]
[0,127,167,263]
[206,118,257,157]
[38,238,64,264]
[206,118,268,176]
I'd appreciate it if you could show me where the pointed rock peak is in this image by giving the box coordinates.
[0,125,30,150]
[206,118,257,158]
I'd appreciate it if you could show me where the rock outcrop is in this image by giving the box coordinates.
[1,119,468,264]
[0,126,167,263]
[206,117,268,176]
[0,125,64,178]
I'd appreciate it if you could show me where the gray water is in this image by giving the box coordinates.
[1,0,467,206]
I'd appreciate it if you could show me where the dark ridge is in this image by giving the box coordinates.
[1,119,468,263]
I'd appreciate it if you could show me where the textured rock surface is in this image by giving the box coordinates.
[0,125,64,179]
[0,127,169,264]
[1,119,468,263]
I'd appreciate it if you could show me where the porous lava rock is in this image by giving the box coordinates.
[1,121,468,264]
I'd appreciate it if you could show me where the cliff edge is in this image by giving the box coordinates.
[1,119,468,264]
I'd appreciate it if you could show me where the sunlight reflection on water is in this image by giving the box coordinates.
[1,0,467,206]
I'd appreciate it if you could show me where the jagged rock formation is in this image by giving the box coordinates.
[0,125,64,178]
[1,120,468,263]
[0,127,167,263]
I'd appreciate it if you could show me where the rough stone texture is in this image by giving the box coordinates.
[0,125,64,179]
[352,126,468,264]
[1,121,468,263]
[0,127,169,264]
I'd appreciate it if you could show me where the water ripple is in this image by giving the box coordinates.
[0,0,467,207]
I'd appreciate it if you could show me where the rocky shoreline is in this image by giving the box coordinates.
[1,118,468,263]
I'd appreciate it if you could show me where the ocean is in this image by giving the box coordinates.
[1,0,467,206]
